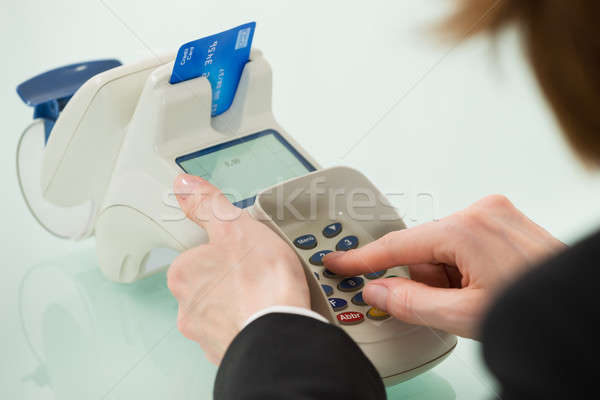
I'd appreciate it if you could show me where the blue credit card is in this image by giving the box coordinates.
[170,22,256,116]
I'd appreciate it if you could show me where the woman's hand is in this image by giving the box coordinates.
[167,174,310,364]
[323,195,565,339]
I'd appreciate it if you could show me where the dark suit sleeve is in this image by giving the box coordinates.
[481,230,600,399]
[214,313,386,400]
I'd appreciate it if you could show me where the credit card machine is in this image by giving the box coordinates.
[21,49,456,384]
[252,167,456,384]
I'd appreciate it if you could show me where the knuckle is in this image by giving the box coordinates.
[460,209,485,231]
[456,194,517,233]
[167,263,183,295]
[479,194,514,211]
[167,247,204,296]
[177,309,204,341]
[176,310,190,337]
[169,245,208,275]
[168,250,191,276]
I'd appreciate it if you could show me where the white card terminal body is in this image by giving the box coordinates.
[39,50,456,383]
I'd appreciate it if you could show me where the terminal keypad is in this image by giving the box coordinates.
[293,222,403,327]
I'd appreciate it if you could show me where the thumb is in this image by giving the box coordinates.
[173,174,245,241]
[363,278,480,337]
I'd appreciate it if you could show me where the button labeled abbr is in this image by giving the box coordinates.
[293,234,317,250]
[337,311,364,325]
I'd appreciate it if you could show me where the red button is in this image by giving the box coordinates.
[336,311,364,325]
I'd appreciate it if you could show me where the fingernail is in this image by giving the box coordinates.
[364,284,389,310]
[174,174,203,195]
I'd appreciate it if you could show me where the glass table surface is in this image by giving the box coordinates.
[7,242,496,400]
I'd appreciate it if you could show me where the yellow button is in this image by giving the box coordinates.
[367,307,390,321]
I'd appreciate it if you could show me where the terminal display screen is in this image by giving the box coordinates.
[176,130,315,207]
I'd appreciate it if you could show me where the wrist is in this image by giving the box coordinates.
[243,305,329,328]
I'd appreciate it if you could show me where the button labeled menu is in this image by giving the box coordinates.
[293,234,317,250]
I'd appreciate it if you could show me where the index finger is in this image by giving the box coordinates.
[323,220,457,275]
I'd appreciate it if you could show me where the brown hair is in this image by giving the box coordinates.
[445,0,600,166]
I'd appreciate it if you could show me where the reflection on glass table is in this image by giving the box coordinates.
[17,243,490,399]
[18,244,214,399]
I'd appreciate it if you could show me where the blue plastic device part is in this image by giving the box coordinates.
[16,59,122,143]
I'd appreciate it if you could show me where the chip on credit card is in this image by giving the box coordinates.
[170,22,256,117]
